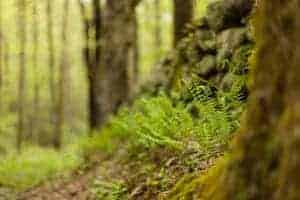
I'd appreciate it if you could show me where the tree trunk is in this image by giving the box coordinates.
[78,0,103,132]
[0,2,5,93]
[197,0,300,199]
[78,0,140,129]
[0,0,3,117]
[4,39,9,79]
[100,0,139,122]
[46,0,56,130]
[127,9,139,99]
[154,0,162,59]
[31,0,40,143]
[173,0,193,46]
[54,0,70,149]
[89,0,103,131]
[17,0,27,151]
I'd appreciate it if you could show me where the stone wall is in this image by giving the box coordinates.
[146,0,255,98]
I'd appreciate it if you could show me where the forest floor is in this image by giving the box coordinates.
[16,153,106,200]
[14,143,222,200]
[17,166,96,200]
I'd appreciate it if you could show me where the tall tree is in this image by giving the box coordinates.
[54,0,70,149]
[100,0,141,123]
[154,0,162,58]
[0,2,5,92]
[17,0,27,151]
[46,0,56,127]
[127,7,139,97]
[30,0,40,142]
[78,0,103,132]
[173,0,193,46]
[3,39,9,81]
[0,0,3,111]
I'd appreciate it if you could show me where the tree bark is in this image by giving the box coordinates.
[0,0,2,94]
[17,0,27,151]
[54,0,70,149]
[154,0,162,59]
[46,0,56,129]
[78,0,103,132]
[127,9,139,98]
[31,0,40,143]
[196,0,300,199]
[100,0,140,122]
[0,0,3,117]
[173,0,193,46]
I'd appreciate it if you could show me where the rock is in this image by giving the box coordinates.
[195,30,217,53]
[217,27,248,50]
[195,55,217,78]
[216,27,248,65]
[225,0,254,20]
[220,73,235,91]
[206,1,229,31]
[216,48,232,69]
[206,0,254,31]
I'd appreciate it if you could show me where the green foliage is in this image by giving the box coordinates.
[0,135,108,190]
[108,86,243,152]
[193,101,235,147]
[110,95,192,150]
[181,79,217,103]
[91,179,128,200]
[0,146,82,190]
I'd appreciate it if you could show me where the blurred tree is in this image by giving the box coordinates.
[29,0,40,142]
[0,0,3,114]
[154,0,162,59]
[0,2,5,92]
[78,0,103,132]
[46,0,56,132]
[100,0,141,124]
[17,0,27,151]
[54,0,70,149]
[127,5,139,98]
[173,0,193,46]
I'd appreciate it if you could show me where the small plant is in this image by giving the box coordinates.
[91,178,128,200]
[109,94,194,150]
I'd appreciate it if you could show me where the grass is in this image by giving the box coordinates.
[0,135,105,190]
[0,147,80,189]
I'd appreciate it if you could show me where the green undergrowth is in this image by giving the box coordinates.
[108,73,246,153]
[0,147,80,190]
[0,135,105,190]
[90,73,247,199]
[0,63,248,196]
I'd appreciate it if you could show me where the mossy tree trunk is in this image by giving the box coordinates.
[198,0,300,199]
[78,0,103,132]
[100,0,140,123]
[173,0,193,46]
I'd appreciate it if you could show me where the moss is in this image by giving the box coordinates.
[192,0,300,199]
[164,156,229,200]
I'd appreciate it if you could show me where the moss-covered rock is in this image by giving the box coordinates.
[206,0,254,32]
[216,27,249,64]
[195,55,217,78]
[196,30,217,53]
